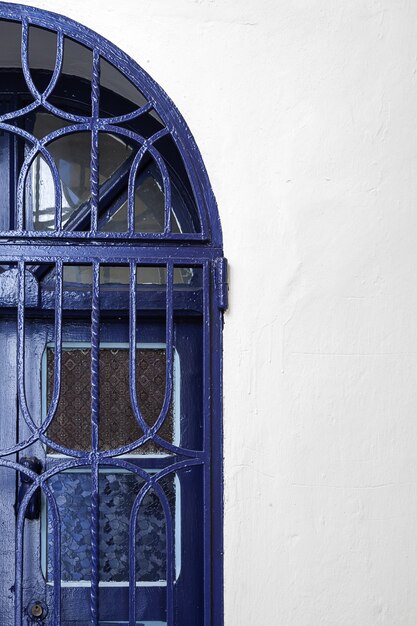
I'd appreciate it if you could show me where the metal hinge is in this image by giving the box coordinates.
[214,257,229,311]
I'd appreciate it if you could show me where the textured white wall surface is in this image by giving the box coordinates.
[16,0,417,623]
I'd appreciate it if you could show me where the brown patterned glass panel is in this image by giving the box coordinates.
[46,347,173,453]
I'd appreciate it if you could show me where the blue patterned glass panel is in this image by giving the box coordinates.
[46,471,175,583]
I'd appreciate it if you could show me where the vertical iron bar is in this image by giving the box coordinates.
[14,484,33,626]
[90,51,103,624]
[90,261,100,625]
[43,260,63,431]
[128,484,148,626]
[129,260,148,434]
[127,146,146,235]
[51,31,64,233]
[151,261,174,436]
[17,262,36,433]
[211,260,225,626]
[203,261,212,626]
[162,160,172,235]
[14,475,40,626]
[161,485,174,626]
[43,485,61,625]
[90,49,100,233]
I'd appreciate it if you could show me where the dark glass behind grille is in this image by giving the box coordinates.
[46,471,175,582]
[46,347,174,453]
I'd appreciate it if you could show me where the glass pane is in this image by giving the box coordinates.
[135,173,165,232]
[46,348,92,451]
[0,20,22,69]
[26,131,91,230]
[31,110,72,140]
[99,132,134,185]
[46,347,174,452]
[153,134,201,233]
[49,36,93,115]
[28,25,57,92]
[63,264,92,286]
[60,263,194,287]
[100,57,147,117]
[119,106,165,140]
[26,125,134,231]
[0,131,29,231]
[45,471,175,583]
[100,199,128,232]
[100,163,181,234]
[137,264,194,286]
[25,155,56,230]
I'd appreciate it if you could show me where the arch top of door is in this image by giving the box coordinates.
[0,2,223,248]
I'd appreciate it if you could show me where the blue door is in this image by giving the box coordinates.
[0,262,206,625]
[0,6,225,625]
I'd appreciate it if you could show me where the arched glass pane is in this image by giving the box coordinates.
[25,118,135,230]
[28,25,57,93]
[0,20,22,69]
[49,36,93,115]
[100,162,182,234]
[100,57,147,117]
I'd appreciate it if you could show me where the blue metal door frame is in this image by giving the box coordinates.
[0,3,226,625]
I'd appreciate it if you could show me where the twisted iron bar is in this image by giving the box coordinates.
[90,261,101,625]
[90,49,101,234]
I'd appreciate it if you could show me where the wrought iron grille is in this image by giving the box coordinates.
[0,4,225,626]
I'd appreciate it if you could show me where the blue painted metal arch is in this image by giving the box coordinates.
[0,1,223,247]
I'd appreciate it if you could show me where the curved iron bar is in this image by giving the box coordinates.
[14,479,37,626]
[21,18,64,105]
[102,124,172,234]
[35,432,88,458]
[0,119,170,236]
[15,136,63,233]
[0,100,39,124]
[39,260,63,435]
[17,261,87,458]
[0,457,39,481]
[127,145,147,234]
[21,19,156,128]
[158,484,174,626]
[128,480,150,626]
[40,482,62,625]
[99,101,154,126]
[21,17,91,124]
[0,432,39,457]
[17,263,88,456]
[128,260,150,435]
[17,261,39,435]
[13,470,62,625]
[162,116,208,237]
[125,127,170,234]
[98,438,204,459]
[98,456,202,481]
[128,480,174,626]
[43,29,64,100]
[150,262,174,437]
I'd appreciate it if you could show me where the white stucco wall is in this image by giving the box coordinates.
[16,0,417,623]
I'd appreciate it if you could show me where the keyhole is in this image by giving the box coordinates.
[31,603,43,618]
